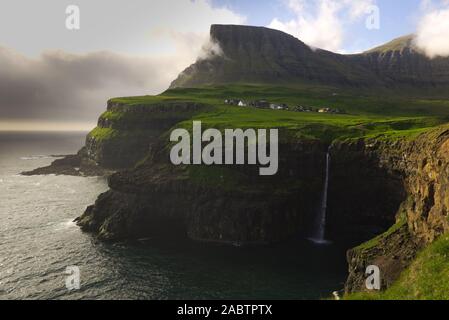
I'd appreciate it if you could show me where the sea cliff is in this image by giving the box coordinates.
[73,99,449,295]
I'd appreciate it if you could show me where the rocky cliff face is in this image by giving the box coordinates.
[75,118,449,251]
[343,126,449,292]
[84,100,210,169]
[326,140,406,242]
[171,25,449,91]
[76,138,329,244]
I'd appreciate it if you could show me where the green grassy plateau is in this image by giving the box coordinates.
[101,84,449,143]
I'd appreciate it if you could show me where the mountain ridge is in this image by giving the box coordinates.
[170,25,449,90]
[363,34,417,54]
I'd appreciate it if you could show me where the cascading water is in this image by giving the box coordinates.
[309,147,332,245]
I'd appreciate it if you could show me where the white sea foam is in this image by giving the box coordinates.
[54,219,77,231]
[20,155,53,161]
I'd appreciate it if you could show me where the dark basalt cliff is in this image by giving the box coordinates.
[171,25,449,90]
[327,140,407,242]
[76,138,328,244]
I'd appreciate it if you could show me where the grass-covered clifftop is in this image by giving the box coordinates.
[93,84,449,145]
[84,83,449,169]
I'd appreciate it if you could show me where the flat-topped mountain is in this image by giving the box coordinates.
[171,25,377,88]
[170,25,449,90]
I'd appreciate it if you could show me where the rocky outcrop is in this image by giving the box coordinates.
[343,126,449,293]
[21,148,113,177]
[345,216,420,293]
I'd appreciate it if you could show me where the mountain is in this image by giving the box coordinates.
[170,25,379,88]
[170,25,449,90]
[352,35,449,87]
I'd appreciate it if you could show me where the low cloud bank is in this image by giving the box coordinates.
[0,0,244,126]
[0,35,225,125]
[0,47,184,123]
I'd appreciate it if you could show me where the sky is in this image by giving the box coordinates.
[212,0,423,53]
[0,0,448,130]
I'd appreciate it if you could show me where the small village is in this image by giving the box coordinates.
[224,99,346,114]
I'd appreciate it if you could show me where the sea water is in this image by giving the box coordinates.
[0,131,347,300]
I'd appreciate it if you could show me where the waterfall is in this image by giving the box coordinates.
[309,148,331,245]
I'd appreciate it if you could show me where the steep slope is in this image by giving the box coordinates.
[350,35,449,88]
[343,126,449,294]
[171,25,449,91]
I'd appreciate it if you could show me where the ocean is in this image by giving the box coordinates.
[0,131,348,300]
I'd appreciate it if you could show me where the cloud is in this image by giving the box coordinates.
[0,0,245,57]
[267,0,375,52]
[0,0,245,126]
[0,47,178,123]
[415,0,449,58]
[198,38,224,61]
[0,37,225,124]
